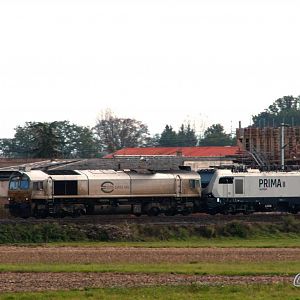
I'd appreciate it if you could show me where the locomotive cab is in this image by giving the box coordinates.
[7,170,51,218]
[7,172,32,218]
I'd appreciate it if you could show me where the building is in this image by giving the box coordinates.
[236,126,300,166]
[104,146,242,170]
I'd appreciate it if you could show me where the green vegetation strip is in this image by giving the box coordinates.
[0,261,299,276]
[1,216,300,244]
[47,235,300,248]
[0,284,299,300]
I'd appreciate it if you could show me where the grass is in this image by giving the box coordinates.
[0,284,299,300]
[0,260,299,276]
[41,234,300,248]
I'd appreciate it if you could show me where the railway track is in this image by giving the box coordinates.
[0,213,299,226]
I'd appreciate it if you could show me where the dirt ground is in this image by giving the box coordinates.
[0,273,294,292]
[0,246,299,264]
[0,246,298,292]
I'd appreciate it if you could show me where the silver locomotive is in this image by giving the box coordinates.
[7,169,201,218]
[202,168,300,214]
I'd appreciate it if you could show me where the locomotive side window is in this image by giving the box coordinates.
[219,177,233,184]
[235,179,244,194]
[54,181,78,195]
[33,181,44,191]
[189,179,198,189]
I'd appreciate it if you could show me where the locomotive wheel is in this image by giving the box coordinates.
[181,208,192,216]
[34,210,48,219]
[72,209,82,218]
[165,210,176,216]
[147,207,160,216]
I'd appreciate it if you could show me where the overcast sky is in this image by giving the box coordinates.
[0,0,300,138]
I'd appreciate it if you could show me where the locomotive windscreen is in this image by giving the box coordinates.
[197,169,216,188]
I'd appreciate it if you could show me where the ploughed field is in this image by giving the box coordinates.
[0,246,298,292]
[0,246,300,264]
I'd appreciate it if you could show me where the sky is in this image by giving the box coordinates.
[1,0,300,138]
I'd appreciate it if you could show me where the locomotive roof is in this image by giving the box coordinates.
[12,170,49,180]
[13,169,200,181]
[215,169,300,176]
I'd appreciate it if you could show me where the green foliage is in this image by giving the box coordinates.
[158,125,178,146]
[252,95,300,127]
[196,225,216,238]
[177,124,198,146]
[94,110,150,153]
[216,221,252,238]
[199,124,234,146]
[0,217,300,244]
[158,124,198,147]
[0,121,99,158]
[0,284,299,300]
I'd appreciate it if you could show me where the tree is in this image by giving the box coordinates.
[252,95,300,127]
[158,125,178,146]
[29,122,61,158]
[177,124,198,146]
[199,124,233,146]
[0,121,99,158]
[94,111,150,153]
[144,134,161,147]
[158,123,198,147]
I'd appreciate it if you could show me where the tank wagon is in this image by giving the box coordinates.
[7,169,201,218]
[201,168,300,215]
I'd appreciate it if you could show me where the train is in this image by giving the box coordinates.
[199,168,300,215]
[6,167,300,218]
[7,169,201,218]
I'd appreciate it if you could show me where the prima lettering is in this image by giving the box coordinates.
[258,178,285,188]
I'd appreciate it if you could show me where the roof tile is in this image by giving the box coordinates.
[104,146,240,158]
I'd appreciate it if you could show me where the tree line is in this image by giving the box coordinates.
[2,94,297,159]
[0,111,234,158]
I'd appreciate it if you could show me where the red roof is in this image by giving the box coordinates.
[104,146,240,158]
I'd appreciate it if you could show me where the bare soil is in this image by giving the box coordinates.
[0,246,298,292]
[0,246,299,264]
[0,273,294,292]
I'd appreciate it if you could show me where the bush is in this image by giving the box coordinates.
[0,217,299,243]
[196,226,216,238]
[216,221,253,238]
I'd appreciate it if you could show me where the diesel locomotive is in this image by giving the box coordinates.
[7,169,201,218]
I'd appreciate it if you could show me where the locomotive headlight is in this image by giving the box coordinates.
[8,198,10,201]
[25,197,28,201]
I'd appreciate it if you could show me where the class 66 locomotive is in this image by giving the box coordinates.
[7,169,202,218]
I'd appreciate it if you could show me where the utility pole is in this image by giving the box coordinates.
[280,123,288,170]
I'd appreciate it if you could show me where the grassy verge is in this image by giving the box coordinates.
[0,261,299,276]
[45,234,300,248]
[0,284,299,300]
[0,216,300,244]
